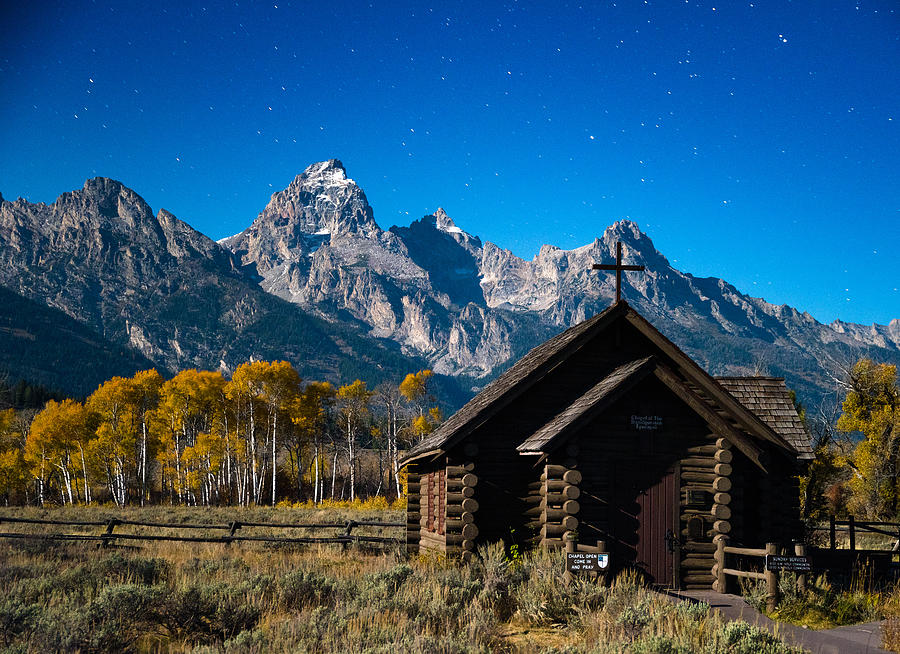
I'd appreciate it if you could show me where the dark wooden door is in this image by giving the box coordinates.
[635,468,676,587]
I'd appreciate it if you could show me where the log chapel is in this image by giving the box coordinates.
[399,277,813,590]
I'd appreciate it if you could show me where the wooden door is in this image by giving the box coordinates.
[635,468,676,587]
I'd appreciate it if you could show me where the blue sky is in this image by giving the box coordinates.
[1,0,897,325]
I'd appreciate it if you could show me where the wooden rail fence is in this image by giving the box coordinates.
[812,516,900,552]
[715,539,808,611]
[0,516,404,547]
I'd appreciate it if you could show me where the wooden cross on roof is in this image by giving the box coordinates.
[592,241,645,303]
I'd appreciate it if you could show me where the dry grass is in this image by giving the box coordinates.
[0,507,808,653]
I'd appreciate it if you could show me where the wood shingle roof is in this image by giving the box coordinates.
[400,300,806,466]
[715,376,814,459]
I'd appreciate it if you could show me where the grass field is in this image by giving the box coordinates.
[0,505,808,653]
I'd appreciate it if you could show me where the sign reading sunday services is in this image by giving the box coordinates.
[765,555,812,573]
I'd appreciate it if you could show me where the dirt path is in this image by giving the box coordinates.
[669,589,890,653]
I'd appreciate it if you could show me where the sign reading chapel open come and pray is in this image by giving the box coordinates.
[566,552,610,572]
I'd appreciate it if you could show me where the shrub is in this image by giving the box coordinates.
[94,553,168,585]
[632,634,692,654]
[279,570,340,609]
[161,582,262,645]
[0,599,39,647]
[713,620,805,654]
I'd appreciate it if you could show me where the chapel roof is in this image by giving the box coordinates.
[715,376,813,459]
[400,301,629,463]
[400,301,801,466]
[516,357,656,454]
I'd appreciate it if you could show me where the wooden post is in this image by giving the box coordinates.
[794,542,807,594]
[102,519,118,548]
[342,519,355,550]
[564,532,577,585]
[765,542,778,613]
[226,521,241,546]
[849,515,856,552]
[715,536,728,593]
[829,515,836,551]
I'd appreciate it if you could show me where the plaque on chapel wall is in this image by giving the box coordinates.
[630,415,663,431]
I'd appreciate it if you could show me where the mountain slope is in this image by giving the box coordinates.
[0,181,471,407]
[0,284,157,397]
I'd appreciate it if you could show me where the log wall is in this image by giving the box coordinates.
[443,459,479,559]
[525,462,582,549]
[406,466,421,554]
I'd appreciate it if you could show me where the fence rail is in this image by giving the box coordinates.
[716,540,807,611]
[807,516,900,551]
[0,516,405,547]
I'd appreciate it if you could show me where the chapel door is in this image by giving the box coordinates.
[634,468,677,587]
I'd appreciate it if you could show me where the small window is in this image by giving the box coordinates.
[686,489,706,506]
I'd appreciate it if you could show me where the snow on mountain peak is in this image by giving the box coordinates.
[433,208,463,234]
[299,159,352,188]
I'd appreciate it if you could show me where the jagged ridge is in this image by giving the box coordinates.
[221,161,900,408]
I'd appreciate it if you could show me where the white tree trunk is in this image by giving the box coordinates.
[271,411,277,506]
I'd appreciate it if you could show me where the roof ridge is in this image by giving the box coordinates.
[400,301,630,464]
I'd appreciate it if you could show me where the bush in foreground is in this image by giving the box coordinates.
[0,507,807,653]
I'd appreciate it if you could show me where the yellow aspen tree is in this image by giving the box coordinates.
[837,360,900,518]
[226,361,269,504]
[153,369,225,504]
[26,400,91,505]
[0,409,26,504]
[337,379,372,501]
[131,369,162,506]
[261,361,301,506]
[291,381,334,503]
[87,376,136,506]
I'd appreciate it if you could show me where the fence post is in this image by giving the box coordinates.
[562,532,577,585]
[849,516,856,552]
[795,542,807,594]
[715,535,728,593]
[765,542,778,612]
[342,520,355,550]
[830,515,836,550]
[225,521,241,545]
[102,519,118,548]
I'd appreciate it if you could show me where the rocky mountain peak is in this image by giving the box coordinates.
[264,159,379,238]
[601,219,671,270]
[41,176,159,238]
[433,208,458,232]
[298,158,348,184]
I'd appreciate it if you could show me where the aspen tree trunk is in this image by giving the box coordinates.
[331,449,338,500]
[391,404,401,499]
[271,411,277,506]
[347,414,356,501]
[79,445,91,504]
[249,401,258,504]
[37,451,45,506]
[176,427,187,504]
[312,439,320,504]
[61,465,74,505]
[140,420,148,506]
